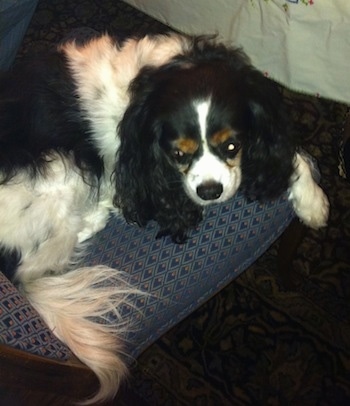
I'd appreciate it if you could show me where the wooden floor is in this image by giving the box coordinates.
[0,386,78,406]
[0,385,145,406]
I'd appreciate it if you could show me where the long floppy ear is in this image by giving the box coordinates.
[114,68,203,241]
[113,69,157,227]
[239,69,296,200]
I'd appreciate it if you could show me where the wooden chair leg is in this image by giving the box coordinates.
[277,218,307,289]
[0,344,99,401]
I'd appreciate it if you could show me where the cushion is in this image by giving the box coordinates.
[0,271,72,360]
[0,192,294,361]
[83,192,294,361]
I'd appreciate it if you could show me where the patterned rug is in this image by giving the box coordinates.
[19,1,350,405]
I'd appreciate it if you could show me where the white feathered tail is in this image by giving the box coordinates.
[20,265,142,405]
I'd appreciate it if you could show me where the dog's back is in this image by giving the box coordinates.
[0,51,104,184]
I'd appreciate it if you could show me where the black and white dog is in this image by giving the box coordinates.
[0,33,329,403]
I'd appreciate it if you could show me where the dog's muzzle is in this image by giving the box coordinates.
[196,181,223,201]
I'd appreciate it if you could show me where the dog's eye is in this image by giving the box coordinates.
[173,149,191,165]
[222,140,241,159]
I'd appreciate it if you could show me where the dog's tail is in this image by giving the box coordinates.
[20,265,142,405]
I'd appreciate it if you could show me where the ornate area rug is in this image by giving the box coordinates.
[20,1,350,405]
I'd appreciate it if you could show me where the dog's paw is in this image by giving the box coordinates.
[289,182,329,229]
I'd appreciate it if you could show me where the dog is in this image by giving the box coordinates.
[0,32,329,403]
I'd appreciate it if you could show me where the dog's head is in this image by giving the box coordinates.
[114,36,295,241]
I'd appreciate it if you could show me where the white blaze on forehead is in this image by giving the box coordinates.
[194,100,211,144]
[183,98,241,206]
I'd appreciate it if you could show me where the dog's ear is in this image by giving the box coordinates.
[114,67,203,241]
[239,69,295,200]
[113,69,158,227]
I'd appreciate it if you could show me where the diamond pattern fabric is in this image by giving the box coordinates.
[0,192,293,361]
[0,272,72,360]
[82,192,294,361]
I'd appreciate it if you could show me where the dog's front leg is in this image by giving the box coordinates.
[78,201,114,243]
[288,152,329,229]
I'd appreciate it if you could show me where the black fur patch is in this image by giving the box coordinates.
[0,247,21,282]
[0,51,103,184]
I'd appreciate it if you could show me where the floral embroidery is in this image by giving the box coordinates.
[254,0,315,6]
[267,0,314,4]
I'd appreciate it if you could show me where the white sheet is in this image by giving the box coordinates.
[124,0,350,104]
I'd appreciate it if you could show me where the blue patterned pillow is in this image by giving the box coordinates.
[0,191,293,361]
[0,271,72,360]
[83,191,294,362]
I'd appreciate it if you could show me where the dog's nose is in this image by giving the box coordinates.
[197,182,223,201]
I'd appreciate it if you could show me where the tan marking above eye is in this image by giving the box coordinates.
[173,138,199,155]
[210,128,235,147]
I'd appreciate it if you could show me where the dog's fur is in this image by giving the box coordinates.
[0,33,329,403]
